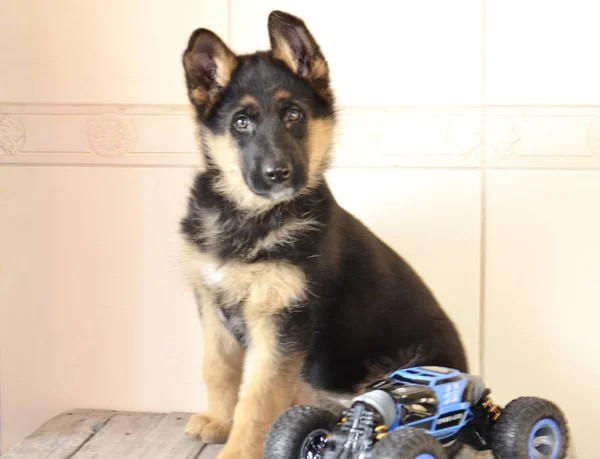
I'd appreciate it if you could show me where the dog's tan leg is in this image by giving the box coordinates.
[217,314,303,459]
[292,380,317,406]
[186,297,244,443]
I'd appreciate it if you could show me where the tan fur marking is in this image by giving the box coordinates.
[185,48,237,111]
[180,235,308,457]
[220,316,304,458]
[292,380,318,406]
[180,238,307,316]
[180,207,318,264]
[239,95,258,107]
[179,238,244,443]
[205,133,281,213]
[272,37,298,74]
[190,88,207,105]
[292,379,357,412]
[202,120,333,211]
[270,29,329,99]
[183,278,244,443]
[306,117,335,189]
[311,56,328,80]
[245,218,321,260]
[215,48,238,89]
[274,89,291,101]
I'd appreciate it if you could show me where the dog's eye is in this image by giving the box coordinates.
[285,108,303,122]
[233,115,250,130]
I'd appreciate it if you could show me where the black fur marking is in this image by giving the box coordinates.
[192,53,334,199]
[181,168,469,393]
[204,53,333,133]
[181,170,329,263]
[276,304,314,354]
[181,12,468,396]
[218,304,248,348]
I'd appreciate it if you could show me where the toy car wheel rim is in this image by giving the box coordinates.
[527,418,561,459]
[300,428,329,459]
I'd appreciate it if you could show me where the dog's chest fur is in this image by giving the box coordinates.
[179,175,323,345]
[182,243,306,321]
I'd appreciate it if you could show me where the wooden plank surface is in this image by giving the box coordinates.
[133,413,206,459]
[168,439,578,458]
[1,409,577,459]
[1,409,116,459]
[197,444,223,459]
[196,444,486,458]
[69,412,165,459]
[193,444,488,458]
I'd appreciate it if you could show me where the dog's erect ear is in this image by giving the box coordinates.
[183,29,238,116]
[268,11,332,102]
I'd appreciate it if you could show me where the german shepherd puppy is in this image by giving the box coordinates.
[178,10,468,459]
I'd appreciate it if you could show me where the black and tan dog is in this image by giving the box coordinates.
[178,10,468,459]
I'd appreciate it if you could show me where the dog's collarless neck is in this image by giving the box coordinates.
[181,170,332,262]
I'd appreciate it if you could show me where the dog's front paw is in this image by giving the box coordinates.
[185,413,231,443]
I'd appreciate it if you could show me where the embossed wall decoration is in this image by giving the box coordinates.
[0,116,26,155]
[588,119,600,158]
[485,107,600,169]
[86,113,136,158]
[0,104,599,168]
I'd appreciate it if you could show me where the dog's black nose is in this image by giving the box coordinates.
[263,161,292,184]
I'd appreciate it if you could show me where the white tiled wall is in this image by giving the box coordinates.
[485,0,600,105]
[229,0,484,106]
[1,1,598,456]
[484,171,599,458]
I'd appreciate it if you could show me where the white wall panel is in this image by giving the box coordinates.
[0,167,205,452]
[485,170,600,457]
[0,0,229,104]
[0,166,482,453]
[1,0,599,456]
[230,0,483,106]
[486,0,600,105]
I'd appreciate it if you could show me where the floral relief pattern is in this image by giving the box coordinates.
[0,105,598,167]
[444,118,482,158]
[485,119,521,159]
[587,119,600,158]
[86,113,136,158]
[0,116,26,155]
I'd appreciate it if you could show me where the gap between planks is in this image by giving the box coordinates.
[1,410,216,459]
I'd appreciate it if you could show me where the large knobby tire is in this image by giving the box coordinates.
[371,427,449,459]
[264,405,337,459]
[492,396,569,459]
[440,436,463,458]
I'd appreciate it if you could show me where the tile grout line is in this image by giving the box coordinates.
[478,0,488,380]
[227,0,233,46]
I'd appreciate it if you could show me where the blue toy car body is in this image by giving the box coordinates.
[374,366,480,441]
[265,365,569,459]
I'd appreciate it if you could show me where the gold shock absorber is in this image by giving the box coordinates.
[374,425,388,441]
[337,416,348,426]
[482,397,502,421]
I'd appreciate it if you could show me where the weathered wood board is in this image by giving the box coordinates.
[1,409,577,458]
[1,409,116,459]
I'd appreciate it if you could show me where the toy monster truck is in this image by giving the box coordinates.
[265,366,569,459]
